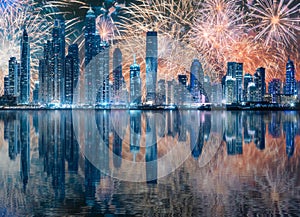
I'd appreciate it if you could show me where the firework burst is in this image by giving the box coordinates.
[189,0,299,82]
[115,0,209,98]
[248,0,300,47]
[189,0,247,78]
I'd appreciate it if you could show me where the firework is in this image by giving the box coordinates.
[189,0,300,82]
[248,0,300,47]
[0,0,51,95]
[115,0,211,98]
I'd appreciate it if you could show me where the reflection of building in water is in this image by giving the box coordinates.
[189,111,202,159]
[284,113,296,158]
[268,112,282,138]
[253,113,265,150]
[157,111,166,138]
[20,113,30,191]
[203,113,211,142]
[178,111,187,142]
[32,112,39,134]
[145,112,158,184]
[112,111,128,168]
[225,112,243,155]
[65,112,79,173]
[167,110,178,138]
[6,113,20,160]
[130,111,141,162]
[85,158,100,206]
[242,113,252,144]
[38,111,66,200]
[95,111,110,172]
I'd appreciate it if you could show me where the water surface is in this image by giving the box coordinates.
[0,110,299,216]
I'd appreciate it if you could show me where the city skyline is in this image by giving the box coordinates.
[0,2,299,108]
[0,1,299,93]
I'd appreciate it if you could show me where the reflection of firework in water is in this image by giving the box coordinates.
[248,0,300,47]
[0,0,50,94]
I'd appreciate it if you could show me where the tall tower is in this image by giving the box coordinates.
[243,73,253,101]
[96,41,110,104]
[65,44,79,104]
[225,76,236,104]
[145,31,158,104]
[113,48,123,101]
[190,59,203,103]
[285,58,296,95]
[235,63,243,102]
[20,27,30,104]
[227,62,243,103]
[254,67,265,101]
[8,57,20,97]
[84,6,96,104]
[130,55,141,105]
[52,19,65,103]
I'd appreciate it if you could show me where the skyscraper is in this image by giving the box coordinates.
[44,40,52,103]
[247,82,256,102]
[130,55,141,105]
[9,57,20,97]
[19,27,30,104]
[38,59,46,103]
[254,67,266,101]
[190,59,204,103]
[65,44,79,104]
[178,75,188,105]
[113,48,123,100]
[227,62,243,103]
[52,19,65,103]
[96,41,110,104]
[145,31,158,104]
[243,73,253,101]
[225,76,236,104]
[268,79,281,103]
[236,63,243,102]
[157,79,166,105]
[167,80,176,105]
[285,58,296,95]
[84,7,96,104]
[4,76,10,96]
[33,81,39,104]
[203,75,211,103]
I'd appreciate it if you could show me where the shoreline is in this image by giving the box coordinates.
[0,105,299,111]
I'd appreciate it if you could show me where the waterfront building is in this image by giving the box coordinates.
[254,67,266,102]
[190,59,204,103]
[9,57,20,97]
[243,73,253,102]
[113,48,123,102]
[225,76,236,104]
[285,58,296,95]
[19,27,30,104]
[84,6,96,104]
[268,79,281,103]
[65,44,79,104]
[157,79,166,105]
[145,31,158,104]
[130,55,141,105]
[178,75,188,105]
